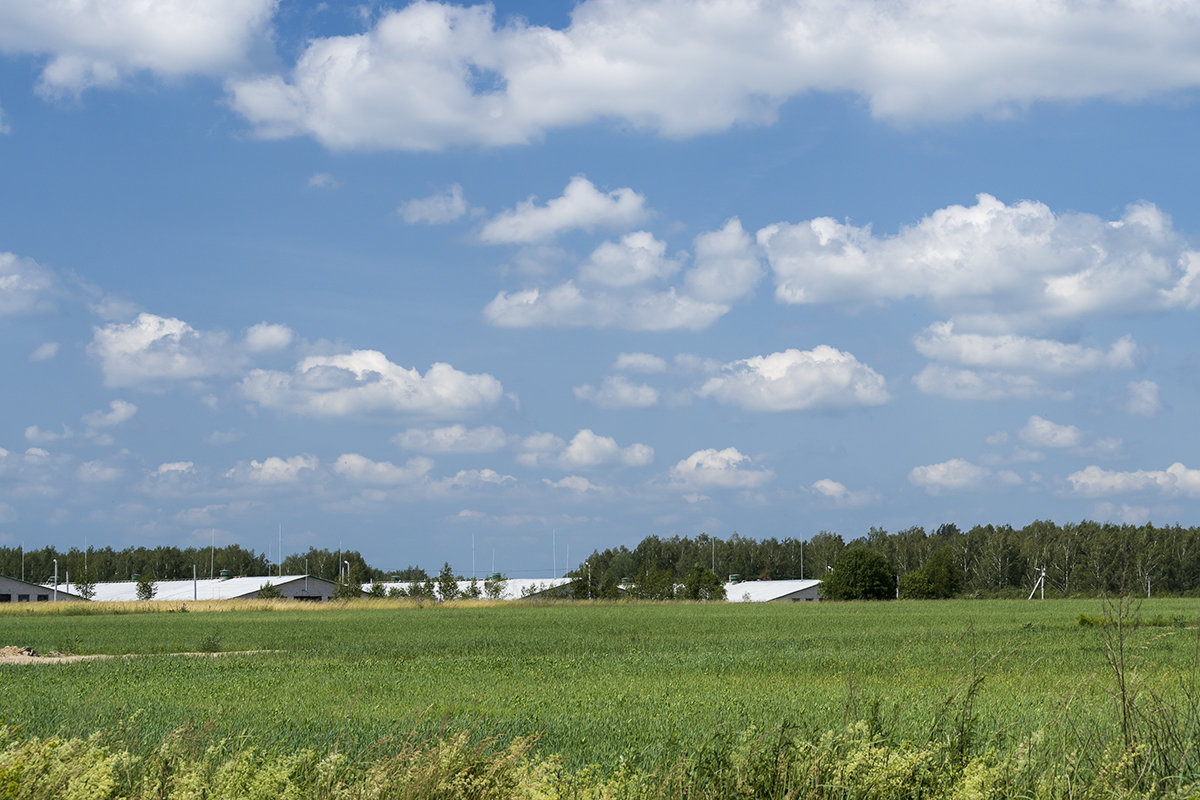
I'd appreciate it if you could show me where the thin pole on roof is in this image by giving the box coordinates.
[278,524,282,578]
[193,564,197,601]
[52,559,57,601]
[210,529,215,579]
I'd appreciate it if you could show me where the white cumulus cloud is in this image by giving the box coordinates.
[243,322,293,353]
[516,429,652,470]
[82,399,137,431]
[0,0,275,96]
[909,458,1008,494]
[241,350,503,418]
[333,453,434,485]
[480,177,647,244]
[1067,463,1200,497]
[763,195,1200,328]
[1019,416,1083,449]
[229,454,319,484]
[684,218,764,304]
[90,312,243,388]
[230,1,1200,150]
[811,478,878,507]
[915,322,1136,373]
[669,447,773,490]
[579,232,680,288]
[698,346,889,412]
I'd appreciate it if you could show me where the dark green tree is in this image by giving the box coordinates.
[135,573,157,601]
[899,545,962,599]
[332,576,362,600]
[820,546,895,601]
[74,564,97,601]
[436,562,459,601]
[464,578,481,599]
[483,574,507,599]
[681,564,726,600]
[257,581,282,599]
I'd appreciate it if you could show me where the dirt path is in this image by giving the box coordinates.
[0,645,279,665]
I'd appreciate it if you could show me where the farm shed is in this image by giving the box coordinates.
[50,574,349,602]
[725,579,822,602]
[367,577,572,600]
[0,574,86,603]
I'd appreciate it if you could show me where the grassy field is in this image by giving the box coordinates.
[2,597,1199,797]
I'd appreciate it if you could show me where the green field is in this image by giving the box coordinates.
[2,597,1199,797]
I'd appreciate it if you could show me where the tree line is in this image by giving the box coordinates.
[572,520,1200,598]
[0,545,387,586]
[4,519,1197,598]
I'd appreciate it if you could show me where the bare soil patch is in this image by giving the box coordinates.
[0,645,278,665]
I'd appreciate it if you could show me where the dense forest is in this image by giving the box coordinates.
[572,521,1200,598]
[0,544,386,586]
[3,520,1198,597]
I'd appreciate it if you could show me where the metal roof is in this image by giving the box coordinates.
[724,579,822,602]
[46,574,328,602]
[366,577,571,600]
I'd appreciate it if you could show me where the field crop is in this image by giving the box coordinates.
[2,597,1199,797]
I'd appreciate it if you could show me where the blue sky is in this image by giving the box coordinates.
[2,0,1200,577]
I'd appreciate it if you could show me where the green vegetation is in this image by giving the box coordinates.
[2,597,1200,796]
[11,518,1200,600]
[819,546,896,600]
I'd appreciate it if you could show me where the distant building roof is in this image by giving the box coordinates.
[366,577,571,600]
[725,579,822,602]
[47,574,336,602]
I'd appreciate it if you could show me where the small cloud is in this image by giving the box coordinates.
[243,322,294,353]
[698,346,888,412]
[208,430,241,445]
[811,478,878,507]
[228,454,319,484]
[542,475,603,493]
[78,460,122,482]
[909,458,992,494]
[333,453,433,485]
[669,447,772,490]
[307,172,340,189]
[1019,415,1082,449]
[516,429,652,470]
[394,424,510,453]
[480,176,647,244]
[25,425,71,443]
[398,184,468,224]
[1093,502,1153,525]
[1067,462,1200,498]
[1125,380,1160,416]
[29,342,58,361]
[574,376,659,408]
[83,399,138,429]
[614,352,667,373]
